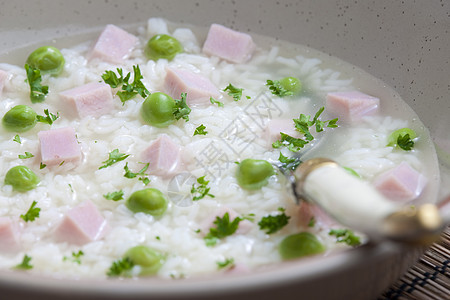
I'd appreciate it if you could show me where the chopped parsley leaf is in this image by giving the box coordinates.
[173,92,191,121]
[216,257,235,270]
[20,201,40,222]
[25,64,48,103]
[15,254,33,270]
[102,65,149,104]
[103,190,124,201]
[13,135,21,144]
[242,213,255,222]
[223,83,243,101]
[193,124,208,136]
[272,132,308,152]
[258,207,290,234]
[210,97,224,107]
[308,216,316,227]
[343,166,361,178]
[63,250,84,264]
[107,257,135,277]
[124,162,150,185]
[40,162,47,169]
[204,212,242,246]
[140,177,151,185]
[99,149,129,169]
[278,152,302,172]
[273,107,338,152]
[266,79,293,97]
[397,133,415,151]
[18,152,34,159]
[191,175,215,201]
[329,229,361,247]
[36,109,59,125]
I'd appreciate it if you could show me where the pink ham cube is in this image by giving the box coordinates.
[202,24,255,64]
[54,200,109,245]
[0,217,21,253]
[326,91,380,123]
[264,119,299,145]
[373,162,427,202]
[38,127,82,167]
[141,135,182,177]
[200,207,253,236]
[164,68,220,105]
[297,201,336,229]
[60,82,114,118]
[0,70,7,97]
[88,24,138,63]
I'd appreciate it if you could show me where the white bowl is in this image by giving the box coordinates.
[0,1,448,299]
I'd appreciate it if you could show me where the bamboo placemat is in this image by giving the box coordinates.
[379,226,450,300]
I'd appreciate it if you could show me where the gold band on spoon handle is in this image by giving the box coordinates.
[293,158,444,244]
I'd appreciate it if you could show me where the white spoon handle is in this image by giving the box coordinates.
[294,158,443,243]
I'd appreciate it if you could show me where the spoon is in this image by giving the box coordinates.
[290,157,446,244]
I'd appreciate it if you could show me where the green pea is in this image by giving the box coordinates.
[387,128,417,147]
[124,245,165,276]
[141,92,176,127]
[279,232,325,260]
[144,34,183,61]
[236,158,274,190]
[2,105,37,132]
[126,188,168,216]
[4,166,40,192]
[279,77,302,95]
[26,46,65,76]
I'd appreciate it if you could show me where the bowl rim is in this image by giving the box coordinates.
[0,241,402,298]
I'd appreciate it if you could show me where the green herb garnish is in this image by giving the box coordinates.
[278,152,302,171]
[103,190,124,201]
[107,257,135,277]
[191,175,215,201]
[308,216,316,227]
[387,128,417,151]
[173,92,191,121]
[272,132,308,152]
[210,97,224,107]
[204,212,242,246]
[25,64,48,103]
[273,107,338,152]
[63,250,84,264]
[36,109,59,125]
[266,79,293,97]
[99,149,129,169]
[13,135,21,144]
[258,207,290,234]
[242,213,256,222]
[124,162,150,185]
[216,257,235,270]
[15,255,33,270]
[193,124,208,136]
[18,152,34,159]
[223,83,243,101]
[20,200,40,222]
[40,162,47,169]
[397,134,415,151]
[329,229,361,247]
[102,65,149,104]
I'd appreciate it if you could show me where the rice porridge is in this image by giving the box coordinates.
[0,18,439,279]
